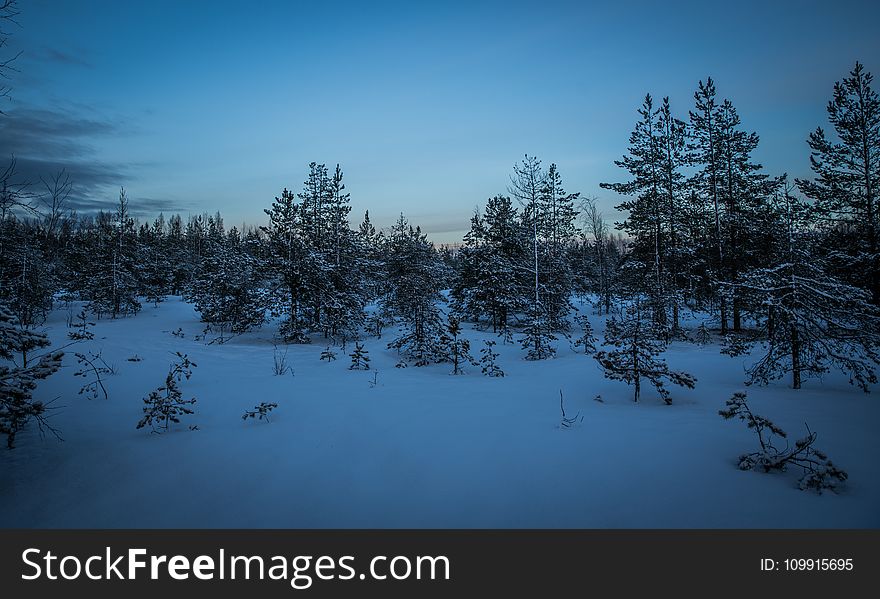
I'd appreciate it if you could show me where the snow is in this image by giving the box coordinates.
[1,296,877,528]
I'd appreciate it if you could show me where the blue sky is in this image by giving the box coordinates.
[3,0,879,242]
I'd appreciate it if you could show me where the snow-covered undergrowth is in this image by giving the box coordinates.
[1,297,877,528]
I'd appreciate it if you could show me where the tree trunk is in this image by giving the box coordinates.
[791,325,801,390]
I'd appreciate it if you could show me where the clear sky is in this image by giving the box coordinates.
[2,0,878,243]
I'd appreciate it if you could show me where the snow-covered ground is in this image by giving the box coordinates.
[1,297,877,528]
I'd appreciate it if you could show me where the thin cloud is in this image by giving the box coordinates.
[0,106,183,215]
[39,47,92,68]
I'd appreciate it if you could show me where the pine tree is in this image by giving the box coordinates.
[689,78,726,331]
[714,98,779,332]
[594,297,696,403]
[84,190,140,318]
[137,352,197,434]
[657,97,690,335]
[479,340,504,377]
[383,215,447,366]
[349,341,370,370]
[736,182,880,391]
[537,163,579,329]
[0,301,63,448]
[601,94,673,336]
[797,61,880,304]
[451,195,527,331]
[508,155,551,349]
[519,301,557,360]
[572,313,596,354]
[261,188,312,343]
[138,215,171,306]
[445,314,475,375]
[188,233,265,342]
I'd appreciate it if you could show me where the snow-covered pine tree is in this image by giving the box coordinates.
[317,165,367,346]
[479,340,504,377]
[383,214,448,366]
[537,163,579,330]
[694,322,711,345]
[519,301,557,360]
[688,78,727,332]
[601,94,675,338]
[0,301,63,448]
[137,352,197,434]
[188,231,265,343]
[0,219,55,335]
[572,313,596,355]
[720,392,848,493]
[797,61,880,304]
[445,314,475,375]
[656,97,691,336]
[166,214,189,295]
[349,341,370,370]
[735,181,880,391]
[137,215,172,306]
[714,97,779,332]
[594,296,696,404]
[450,195,527,331]
[508,155,553,354]
[358,210,384,303]
[261,187,313,343]
[83,190,141,318]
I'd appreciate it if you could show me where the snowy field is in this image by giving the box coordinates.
[1,296,877,528]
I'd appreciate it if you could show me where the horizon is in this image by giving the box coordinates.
[2,0,879,243]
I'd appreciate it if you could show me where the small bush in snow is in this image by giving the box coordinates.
[137,352,197,434]
[243,401,278,423]
[74,349,114,400]
[349,342,370,370]
[694,322,711,345]
[719,392,847,493]
[273,344,294,376]
[320,346,337,362]
[67,310,95,341]
[572,314,596,355]
[479,340,504,377]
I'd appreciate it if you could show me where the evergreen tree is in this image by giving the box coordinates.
[188,232,266,342]
[137,352,197,434]
[84,190,140,318]
[519,302,557,360]
[601,94,674,336]
[0,301,63,448]
[572,313,596,354]
[479,340,504,377]
[445,314,475,375]
[594,297,696,403]
[451,195,527,331]
[715,98,779,331]
[797,61,880,304]
[688,78,728,332]
[383,215,447,366]
[537,163,579,329]
[261,188,313,342]
[138,215,172,306]
[736,182,880,391]
[349,341,370,370]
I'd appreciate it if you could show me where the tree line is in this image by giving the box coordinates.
[2,61,880,449]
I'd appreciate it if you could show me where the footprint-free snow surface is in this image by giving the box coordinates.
[2,297,877,528]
